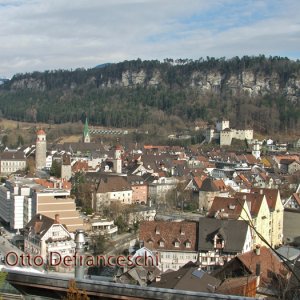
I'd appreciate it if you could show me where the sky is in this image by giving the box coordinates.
[0,0,299,78]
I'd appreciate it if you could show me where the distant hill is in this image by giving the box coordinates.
[0,56,299,135]
[94,63,112,69]
[0,78,9,85]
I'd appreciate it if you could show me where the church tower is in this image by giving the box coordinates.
[36,129,47,170]
[83,118,90,143]
[113,144,122,174]
[252,143,261,159]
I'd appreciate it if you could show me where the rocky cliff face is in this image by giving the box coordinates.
[7,67,300,103]
[99,69,300,102]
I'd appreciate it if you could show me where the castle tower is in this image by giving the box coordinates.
[36,129,47,170]
[83,118,90,143]
[113,144,122,174]
[61,154,72,181]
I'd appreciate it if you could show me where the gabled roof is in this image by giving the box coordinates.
[139,221,197,252]
[25,214,56,238]
[0,151,26,160]
[292,193,300,206]
[234,192,265,217]
[237,246,288,288]
[200,178,219,192]
[192,175,207,190]
[207,197,245,219]
[150,262,221,292]
[250,188,279,211]
[198,218,249,253]
[97,175,131,193]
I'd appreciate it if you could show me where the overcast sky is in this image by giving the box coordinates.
[0,0,299,78]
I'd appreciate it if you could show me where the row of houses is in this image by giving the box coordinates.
[139,187,283,272]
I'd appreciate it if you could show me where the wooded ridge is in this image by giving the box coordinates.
[0,56,299,134]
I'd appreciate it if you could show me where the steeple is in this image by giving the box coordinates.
[83,118,90,143]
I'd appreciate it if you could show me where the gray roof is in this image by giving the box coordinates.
[198,218,249,253]
[276,246,300,261]
[150,262,221,292]
[200,178,219,192]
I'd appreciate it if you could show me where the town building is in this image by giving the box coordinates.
[0,151,26,175]
[93,175,132,211]
[139,220,198,272]
[250,188,284,247]
[127,175,148,204]
[0,177,38,231]
[24,214,75,266]
[31,187,84,232]
[198,178,229,211]
[90,218,118,237]
[197,218,252,271]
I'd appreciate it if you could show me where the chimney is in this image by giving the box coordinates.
[256,262,261,287]
[75,229,85,280]
[255,245,261,255]
[55,214,60,224]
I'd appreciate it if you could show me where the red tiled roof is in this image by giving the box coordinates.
[37,129,46,135]
[214,179,227,191]
[207,196,245,219]
[72,160,88,173]
[244,154,258,165]
[193,175,207,190]
[97,176,131,193]
[236,174,252,188]
[139,221,197,252]
[292,193,300,206]
[235,192,264,217]
[250,188,279,211]
[35,178,54,188]
[237,247,288,288]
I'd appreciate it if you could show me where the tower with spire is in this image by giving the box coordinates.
[113,142,122,174]
[83,118,90,143]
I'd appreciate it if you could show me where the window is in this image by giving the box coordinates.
[185,241,191,248]
[159,241,165,247]
[174,241,180,248]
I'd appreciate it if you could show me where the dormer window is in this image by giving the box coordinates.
[174,238,180,248]
[185,241,191,248]
[159,240,165,247]
[180,227,185,235]
[214,234,225,249]
[155,227,160,234]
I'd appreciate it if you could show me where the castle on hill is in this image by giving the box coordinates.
[205,120,253,146]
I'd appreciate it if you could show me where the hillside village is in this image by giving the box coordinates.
[0,118,299,299]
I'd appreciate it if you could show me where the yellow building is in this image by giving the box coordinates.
[251,188,284,247]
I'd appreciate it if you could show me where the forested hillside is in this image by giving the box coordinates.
[0,56,299,134]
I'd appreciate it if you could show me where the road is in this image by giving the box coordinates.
[0,235,24,265]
